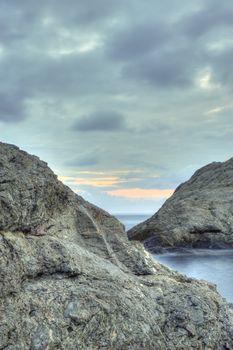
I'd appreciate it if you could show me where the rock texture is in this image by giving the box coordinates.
[128,158,233,252]
[1,142,233,350]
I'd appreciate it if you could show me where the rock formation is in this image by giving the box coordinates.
[128,158,233,252]
[1,142,233,349]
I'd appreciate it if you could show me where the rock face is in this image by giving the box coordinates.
[1,143,233,350]
[128,158,233,252]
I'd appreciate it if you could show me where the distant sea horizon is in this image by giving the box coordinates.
[114,213,152,231]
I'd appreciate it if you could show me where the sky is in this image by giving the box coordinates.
[1,0,233,214]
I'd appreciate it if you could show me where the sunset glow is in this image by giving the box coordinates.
[105,188,174,199]
[59,176,139,188]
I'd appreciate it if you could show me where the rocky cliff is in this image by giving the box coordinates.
[1,142,233,349]
[128,158,233,252]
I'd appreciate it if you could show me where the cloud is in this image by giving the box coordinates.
[180,2,233,39]
[65,152,100,167]
[107,21,169,61]
[210,46,233,89]
[59,175,134,188]
[123,49,193,88]
[0,93,26,122]
[105,188,174,199]
[73,111,126,131]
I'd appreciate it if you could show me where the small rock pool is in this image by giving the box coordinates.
[154,249,233,303]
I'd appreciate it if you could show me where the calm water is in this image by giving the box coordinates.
[155,250,233,303]
[115,213,151,231]
[118,214,233,303]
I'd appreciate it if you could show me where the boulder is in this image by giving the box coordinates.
[128,158,233,252]
[1,142,233,349]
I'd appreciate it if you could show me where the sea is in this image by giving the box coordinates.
[115,213,151,231]
[116,213,233,303]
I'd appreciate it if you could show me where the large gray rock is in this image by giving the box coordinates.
[1,142,233,349]
[128,158,233,252]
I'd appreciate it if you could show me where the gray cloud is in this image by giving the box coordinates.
[210,47,233,89]
[107,22,169,61]
[0,0,126,41]
[0,0,232,109]
[179,2,233,39]
[123,48,194,88]
[65,154,99,167]
[103,1,233,90]
[0,93,26,122]
[73,111,126,132]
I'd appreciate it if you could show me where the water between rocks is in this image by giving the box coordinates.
[116,213,233,303]
[155,249,233,303]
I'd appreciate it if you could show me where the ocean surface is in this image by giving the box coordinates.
[117,214,233,303]
[115,213,151,231]
[155,250,233,303]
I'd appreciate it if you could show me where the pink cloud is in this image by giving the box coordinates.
[105,188,174,199]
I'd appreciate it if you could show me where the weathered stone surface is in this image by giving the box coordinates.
[128,158,233,252]
[1,142,233,349]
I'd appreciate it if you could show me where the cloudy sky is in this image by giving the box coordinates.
[1,0,233,214]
